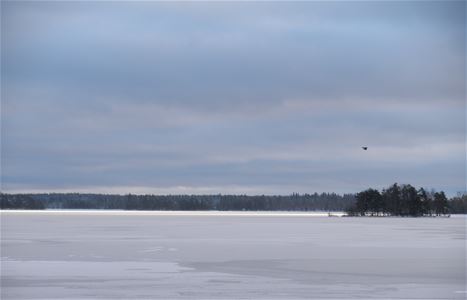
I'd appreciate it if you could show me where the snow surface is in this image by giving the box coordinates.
[1,211,465,299]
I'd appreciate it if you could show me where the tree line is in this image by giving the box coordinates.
[346,183,463,216]
[0,192,355,211]
[1,184,465,214]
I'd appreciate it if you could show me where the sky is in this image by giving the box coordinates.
[1,1,465,196]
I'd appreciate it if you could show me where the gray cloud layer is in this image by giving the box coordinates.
[1,1,465,195]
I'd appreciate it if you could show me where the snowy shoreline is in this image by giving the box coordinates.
[0,209,345,217]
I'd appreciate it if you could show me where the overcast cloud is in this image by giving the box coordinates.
[1,1,465,195]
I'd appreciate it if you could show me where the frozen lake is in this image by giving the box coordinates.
[1,211,465,299]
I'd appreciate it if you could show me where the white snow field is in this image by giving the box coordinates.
[1,211,465,299]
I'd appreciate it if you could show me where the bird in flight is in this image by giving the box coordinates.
[362,147,368,150]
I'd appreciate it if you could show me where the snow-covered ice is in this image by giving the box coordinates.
[1,211,465,299]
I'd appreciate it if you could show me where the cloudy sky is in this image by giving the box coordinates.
[1,1,465,195]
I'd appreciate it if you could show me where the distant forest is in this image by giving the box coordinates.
[0,192,354,211]
[1,184,466,214]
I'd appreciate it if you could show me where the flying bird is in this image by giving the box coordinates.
[362,147,368,150]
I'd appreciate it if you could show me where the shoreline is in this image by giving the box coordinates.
[0,209,345,217]
[1,210,464,217]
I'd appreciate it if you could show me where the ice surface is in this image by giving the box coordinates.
[1,211,465,299]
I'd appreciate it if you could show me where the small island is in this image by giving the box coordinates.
[345,183,457,217]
